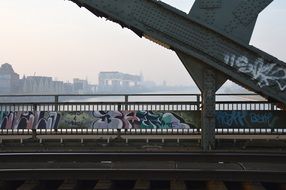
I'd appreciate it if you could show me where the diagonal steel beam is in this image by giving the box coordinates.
[69,0,286,105]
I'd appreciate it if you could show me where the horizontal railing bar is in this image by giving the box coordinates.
[0,101,199,105]
[0,128,285,135]
[0,93,265,102]
[0,101,275,105]
[216,93,259,96]
[0,93,261,97]
[0,93,201,97]
[215,101,271,104]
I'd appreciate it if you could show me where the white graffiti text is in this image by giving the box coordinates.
[224,54,286,91]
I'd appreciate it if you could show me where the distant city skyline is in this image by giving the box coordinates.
[1,63,203,95]
[0,0,285,90]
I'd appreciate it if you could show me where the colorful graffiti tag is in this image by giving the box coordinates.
[0,111,200,130]
[1,110,285,130]
[0,111,61,130]
[60,111,199,129]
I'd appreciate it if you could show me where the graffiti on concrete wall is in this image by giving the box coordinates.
[215,111,285,128]
[1,110,285,129]
[60,111,200,129]
[90,111,198,129]
[0,111,61,130]
[224,54,286,91]
[216,111,248,127]
[0,111,200,130]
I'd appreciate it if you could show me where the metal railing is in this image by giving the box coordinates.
[0,93,285,136]
[0,93,280,111]
[0,93,202,111]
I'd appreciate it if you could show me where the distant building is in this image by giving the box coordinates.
[63,82,73,94]
[23,76,53,94]
[73,78,91,94]
[98,72,142,93]
[2,63,148,95]
[0,63,20,94]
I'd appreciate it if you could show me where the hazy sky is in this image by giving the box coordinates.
[0,0,285,88]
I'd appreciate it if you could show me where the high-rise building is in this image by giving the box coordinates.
[0,63,20,94]
[22,76,68,94]
[73,78,91,94]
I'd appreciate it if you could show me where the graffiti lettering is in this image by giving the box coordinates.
[216,111,284,128]
[2,111,284,129]
[0,111,61,130]
[91,111,191,129]
[224,54,286,91]
[250,113,272,124]
[216,111,247,127]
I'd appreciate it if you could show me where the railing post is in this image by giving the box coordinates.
[54,95,59,132]
[55,95,59,112]
[270,102,275,111]
[32,103,37,141]
[196,94,201,111]
[125,95,129,110]
[118,104,122,111]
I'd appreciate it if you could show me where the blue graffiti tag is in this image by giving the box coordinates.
[250,113,273,125]
[216,111,247,127]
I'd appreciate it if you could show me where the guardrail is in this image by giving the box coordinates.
[0,93,285,136]
[0,93,202,111]
[1,128,286,135]
[0,93,280,111]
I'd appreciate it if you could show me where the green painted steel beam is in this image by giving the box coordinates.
[69,0,286,105]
